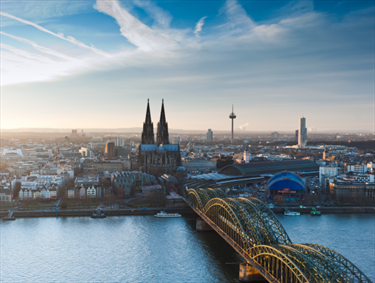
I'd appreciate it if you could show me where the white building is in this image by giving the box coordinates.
[1,148,24,157]
[19,189,33,199]
[207,129,213,142]
[367,162,375,172]
[243,148,250,163]
[33,189,41,199]
[86,186,96,198]
[340,174,375,183]
[50,187,57,199]
[40,187,50,199]
[115,137,126,146]
[298,117,307,148]
[21,180,37,190]
[319,166,341,184]
[68,189,75,198]
[79,147,93,158]
[345,164,368,174]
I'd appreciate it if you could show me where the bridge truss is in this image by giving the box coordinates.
[186,188,372,283]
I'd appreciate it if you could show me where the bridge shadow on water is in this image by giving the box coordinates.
[185,217,268,282]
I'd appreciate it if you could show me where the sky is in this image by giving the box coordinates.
[0,0,374,132]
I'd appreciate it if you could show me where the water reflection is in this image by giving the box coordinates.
[1,214,374,282]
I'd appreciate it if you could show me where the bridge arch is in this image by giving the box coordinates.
[241,197,292,245]
[197,188,212,207]
[291,244,350,283]
[184,193,372,282]
[187,188,204,210]
[205,188,219,199]
[223,198,265,247]
[210,188,227,198]
[203,198,252,252]
[248,245,310,283]
[305,243,373,283]
[236,198,279,246]
[276,245,331,282]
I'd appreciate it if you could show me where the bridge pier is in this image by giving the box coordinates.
[239,263,266,282]
[196,218,213,231]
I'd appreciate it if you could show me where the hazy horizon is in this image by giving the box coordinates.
[1,1,374,132]
[0,127,373,135]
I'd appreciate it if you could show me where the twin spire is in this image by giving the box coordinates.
[141,99,169,145]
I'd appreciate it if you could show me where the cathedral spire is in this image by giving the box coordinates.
[141,99,155,144]
[157,99,169,145]
[159,99,166,125]
[145,98,152,125]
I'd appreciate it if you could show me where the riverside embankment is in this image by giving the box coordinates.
[1,206,374,219]
[271,206,375,213]
[0,207,196,218]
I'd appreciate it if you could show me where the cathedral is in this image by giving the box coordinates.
[137,99,181,176]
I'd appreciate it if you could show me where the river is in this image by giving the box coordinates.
[1,213,374,282]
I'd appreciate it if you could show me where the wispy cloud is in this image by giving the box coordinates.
[0,11,110,57]
[194,16,207,37]
[1,0,373,135]
[133,0,172,28]
[95,0,175,52]
[1,31,75,61]
[222,0,255,32]
[0,43,84,85]
[0,1,92,27]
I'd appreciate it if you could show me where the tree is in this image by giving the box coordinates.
[57,186,66,198]
[100,177,110,186]
[74,166,81,176]
[66,179,74,189]
[60,202,68,209]
[13,182,22,198]
[154,190,166,206]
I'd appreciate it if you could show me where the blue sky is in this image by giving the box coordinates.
[1,0,374,132]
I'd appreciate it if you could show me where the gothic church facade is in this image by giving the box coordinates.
[137,100,181,176]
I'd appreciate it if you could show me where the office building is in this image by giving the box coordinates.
[207,129,213,142]
[115,137,126,146]
[298,117,307,148]
[105,142,115,158]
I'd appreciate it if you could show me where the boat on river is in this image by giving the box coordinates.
[284,209,300,216]
[310,207,321,216]
[91,209,106,218]
[154,211,181,218]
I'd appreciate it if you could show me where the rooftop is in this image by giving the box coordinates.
[219,159,319,176]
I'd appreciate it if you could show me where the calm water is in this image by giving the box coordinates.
[1,214,374,282]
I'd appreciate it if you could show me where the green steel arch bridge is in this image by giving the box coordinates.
[186,187,372,283]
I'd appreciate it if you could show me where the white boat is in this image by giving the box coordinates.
[154,211,181,218]
[284,209,300,216]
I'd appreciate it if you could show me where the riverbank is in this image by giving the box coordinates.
[1,206,375,219]
[0,207,196,218]
[271,206,375,214]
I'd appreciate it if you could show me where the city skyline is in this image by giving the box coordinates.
[1,0,374,131]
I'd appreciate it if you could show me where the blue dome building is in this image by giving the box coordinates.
[267,172,306,201]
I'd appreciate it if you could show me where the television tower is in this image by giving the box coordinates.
[229,103,236,143]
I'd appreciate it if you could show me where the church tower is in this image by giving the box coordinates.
[156,99,170,145]
[141,99,155,144]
